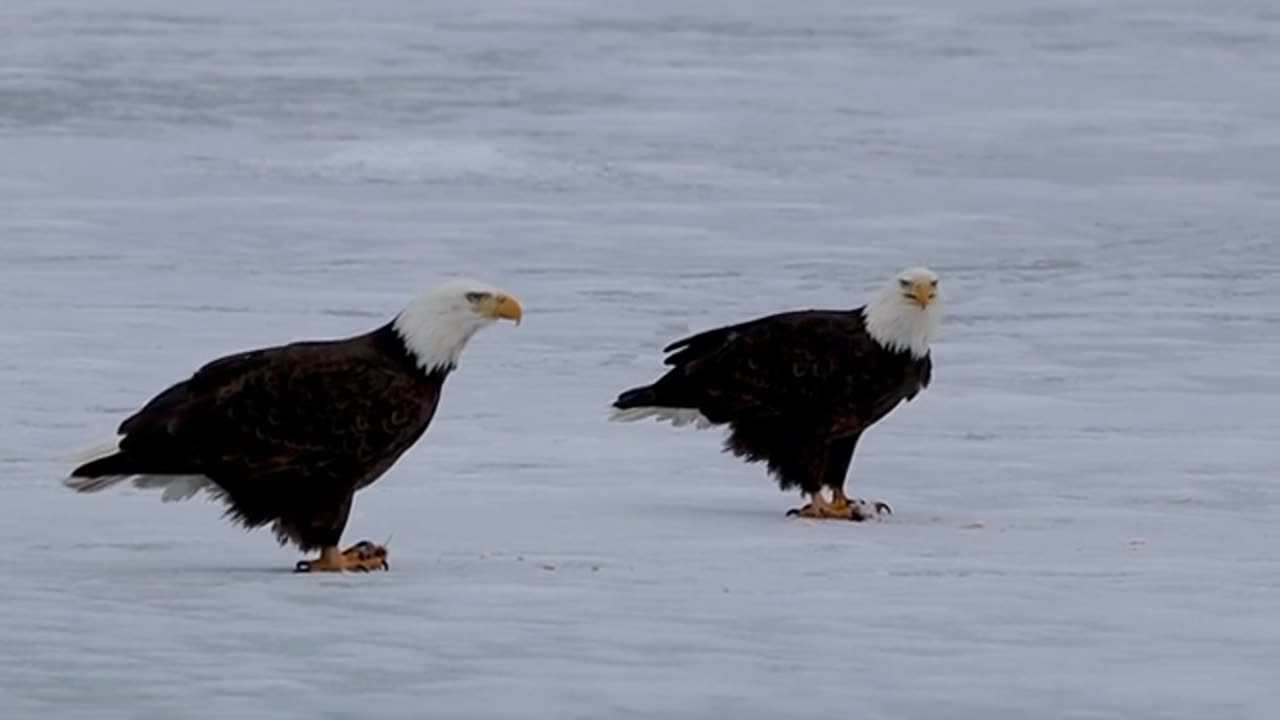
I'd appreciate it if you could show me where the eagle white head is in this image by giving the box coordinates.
[393,278,523,372]
[862,266,941,358]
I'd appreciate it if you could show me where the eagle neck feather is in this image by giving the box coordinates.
[861,294,938,359]
[389,307,477,375]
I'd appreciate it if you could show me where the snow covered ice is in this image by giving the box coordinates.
[2,0,1280,717]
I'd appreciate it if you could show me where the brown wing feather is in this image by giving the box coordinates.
[203,352,437,489]
[660,310,889,425]
[107,334,442,550]
[116,341,326,435]
[633,309,931,494]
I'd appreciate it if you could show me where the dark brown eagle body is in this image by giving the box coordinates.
[70,323,447,552]
[613,308,931,497]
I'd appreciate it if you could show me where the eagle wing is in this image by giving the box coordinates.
[117,342,435,497]
[118,347,275,435]
[659,309,928,434]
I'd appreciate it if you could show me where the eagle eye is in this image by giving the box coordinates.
[465,291,491,303]
[898,278,911,288]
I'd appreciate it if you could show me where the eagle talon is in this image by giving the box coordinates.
[341,541,386,559]
[295,543,390,573]
[785,502,821,518]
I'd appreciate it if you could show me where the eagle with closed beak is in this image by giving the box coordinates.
[64,279,523,573]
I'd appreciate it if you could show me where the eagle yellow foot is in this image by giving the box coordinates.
[294,541,389,573]
[786,491,891,522]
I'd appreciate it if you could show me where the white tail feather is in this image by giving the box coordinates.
[63,474,130,493]
[62,436,125,492]
[63,471,212,501]
[153,475,211,502]
[61,434,214,503]
[608,406,713,429]
[61,437,121,466]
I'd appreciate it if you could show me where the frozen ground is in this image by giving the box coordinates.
[2,0,1279,717]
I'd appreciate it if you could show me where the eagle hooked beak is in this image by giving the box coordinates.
[906,280,935,308]
[486,293,524,325]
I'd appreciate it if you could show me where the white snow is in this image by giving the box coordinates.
[3,0,1280,717]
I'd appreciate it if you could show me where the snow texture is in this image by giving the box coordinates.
[2,0,1279,717]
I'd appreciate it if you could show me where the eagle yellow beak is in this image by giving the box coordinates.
[487,293,523,324]
[908,281,935,308]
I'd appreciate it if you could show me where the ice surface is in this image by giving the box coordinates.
[3,0,1279,717]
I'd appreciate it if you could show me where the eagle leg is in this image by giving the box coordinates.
[787,489,891,521]
[829,487,852,512]
[294,541,389,573]
[785,490,840,519]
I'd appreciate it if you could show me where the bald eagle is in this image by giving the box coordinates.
[609,266,940,521]
[63,280,522,572]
